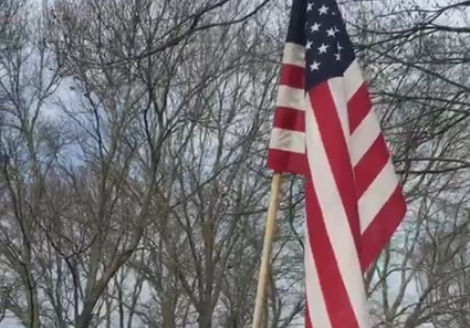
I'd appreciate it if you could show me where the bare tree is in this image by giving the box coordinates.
[2,0,470,327]
[347,1,470,327]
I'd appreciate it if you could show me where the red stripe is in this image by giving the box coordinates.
[360,186,407,271]
[267,149,307,175]
[354,135,390,198]
[280,64,305,89]
[305,177,360,328]
[308,83,361,249]
[348,83,371,134]
[273,107,305,132]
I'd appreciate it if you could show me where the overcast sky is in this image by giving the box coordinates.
[1,311,23,328]
[1,1,467,327]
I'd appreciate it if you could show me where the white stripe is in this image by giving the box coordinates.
[282,42,305,68]
[305,228,332,328]
[328,77,350,139]
[269,127,305,154]
[305,97,370,328]
[358,161,398,233]
[349,110,381,166]
[276,85,306,111]
[344,60,364,100]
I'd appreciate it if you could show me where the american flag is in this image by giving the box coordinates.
[267,0,407,327]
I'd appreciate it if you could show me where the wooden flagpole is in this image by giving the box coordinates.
[251,173,282,328]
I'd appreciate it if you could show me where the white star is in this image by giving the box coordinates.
[337,43,343,51]
[310,22,321,33]
[306,40,313,50]
[319,5,329,15]
[318,43,329,54]
[310,61,320,71]
[306,2,314,12]
[335,53,341,61]
[326,27,336,37]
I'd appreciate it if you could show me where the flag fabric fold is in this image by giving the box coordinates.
[266,0,407,327]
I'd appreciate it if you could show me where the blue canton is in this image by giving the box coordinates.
[304,0,355,90]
